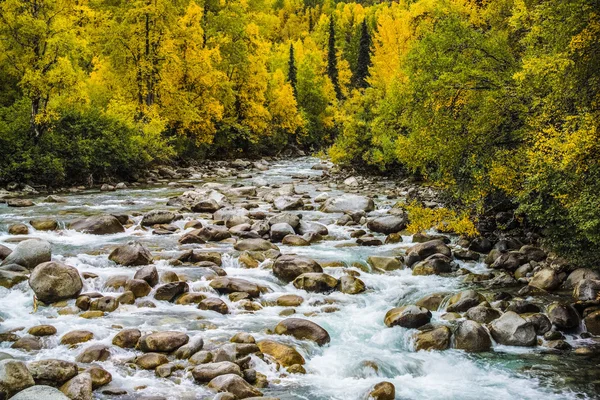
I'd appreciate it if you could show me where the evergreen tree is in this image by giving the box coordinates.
[288,43,298,98]
[327,17,343,100]
[353,19,371,88]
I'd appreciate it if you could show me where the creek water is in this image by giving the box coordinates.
[0,157,596,399]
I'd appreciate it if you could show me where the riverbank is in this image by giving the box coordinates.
[1,157,599,400]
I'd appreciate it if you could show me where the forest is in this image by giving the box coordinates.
[0,0,599,266]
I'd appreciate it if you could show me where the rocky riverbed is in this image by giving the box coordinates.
[1,157,599,400]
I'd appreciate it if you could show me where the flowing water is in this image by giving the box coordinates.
[0,157,597,399]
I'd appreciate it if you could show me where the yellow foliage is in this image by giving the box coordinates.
[403,202,479,237]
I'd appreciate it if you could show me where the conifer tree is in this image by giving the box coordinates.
[327,18,342,100]
[288,43,298,98]
[353,19,371,88]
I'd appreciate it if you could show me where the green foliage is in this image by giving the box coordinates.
[353,19,371,88]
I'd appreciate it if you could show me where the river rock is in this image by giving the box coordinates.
[414,326,451,351]
[367,256,403,272]
[112,329,141,348]
[7,199,34,207]
[415,293,448,311]
[234,239,278,252]
[210,277,262,298]
[277,294,304,307]
[69,215,124,235]
[28,360,78,386]
[124,279,152,298]
[154,282,189,302]
[367,215,408,234]
[273,196,303,211]
[269,223,295,242]
[133,265,159,287]
[192,199,221,213]
[28,325,56,337]
[465,305,502,324]
[199,297,229,314]
[528,268,561,291]
[75,344,110,363]
[274,318,330,346]
[337,275,366,294]
[89,296,118,312]
[1,239,51,269]
[573,279,600,301]
[86,366,111,389]
[29,262,82,304]
[257,340,305,366]
[174,336,204,359]
[405,239,452,267]
[138,331,189,353]
[0,359,35,398]
[0,245,11,261]
[525,313,552,335]
[9,224,29,235]
[489,311,536,346]
[282,235,310,246]
[273,256,323,283]
[584,310,600,335]
[30,218,58,231]
[412,254,454,276]
[108,242,152,266]
[565,268,600,289]
[547,303,580,331]
[446,290,485,313]
[320,194,374,213]
[11,385,69,400]
[135,353,169,370]
[0,269,28,289]
[384,305,431,329]
[454,320,492,352]
[141,210,177,227]
[60,330,93,346]
[368,382,395,400]
[293,273,338,293]
[59,372,92,400]
[192,362,241,383]
[190,225,231,242]
[207,374,263,399]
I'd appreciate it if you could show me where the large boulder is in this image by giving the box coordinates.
[454,320,492,352]
[274,318,330,346]
[446,290,485,313]
[547,303,580,331]
[27,360,78,386]
[108,242,152,266]
[270,223,295,242]
[138,331,189,353]
[207,374,263,399]
[465,306,502,324]
[573,279,600,301]
[412,254,454,276]
[0,359,35,399]
[209,277,262,298]
[29,262,83,304]
[528,268,561,291]
[234,239,278,252]
[1,239,51,269]
[565,268,600,289]
[367,215,408,234]
[112,329,141,349]
[273,256,323,283]
[489,311,536,346]
[141,210,177,227]
[69,215,124,235]
[273,196,303,211]
[367,256,403,272]
[11,385,69,400]
[384,305,431,329]
[293,273,338,293]
[414,326,451,351]
[269,213,301,229]
[257,340,305,367]
[59,373,92,400]
[405,240,452,267]
[134,265,159,287]
[192,362,241,383]
[320,194,375,213]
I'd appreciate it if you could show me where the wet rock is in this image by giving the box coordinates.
[192,199,221,213]
[90,296,118,312]
[1,239,51,269]
[468,237,493,253]
[138,331,189,353]
[210,277,262,298]
[337,275,366,294]
[505,300,540,314]
[414,326,451,351]
[59,373,93,400]
[231,333,255,344]
[7,199,34,207]
[199,298,229,314]
[190,351,213,365]
[356,236,382,246]
[584,310,600,335]
[282,235,310,246]
[192,362,241,382]
[368,382,395,400]
[9,224,29,235]
[270,223,295,242]
[273,256,323,283]
[275,318,330,346]
[134,265,159,287]
[490,252,525,271]
[367,256,403,272]
[175,292,207,305]
[0,245,11,261]
[525,314,552,335]
[454,320,492,352]
[273,196,303,211]
[446,290,486,313]
[384,305,432,329]
[60,330,94,346]
[135,353,169,370]
[415,293,448,311]
[86,366,111,389]
[465,305,502,324]
[490,311,536,346]
[573,279,600,301]
[28,360,78,386]
[11,385,69,400]
[257,340,305,366]
[277,294,304,307]
[113,329,141,349]
[187,226,231,242]
[75,344,110,363]
[141,210,178,227]
[0,360,35,398]
[174,336,204,359]
[565,268,600,289]
[234,239,278,252]
[29,262,82,304]
[11,337,42,351]
[30,218,58,231]
[412,254,454,276]
[453,249,480,261]
[547,303,580,331]
[125,279,152,298]
[0,269,29,289]
[207,374,263,399]
[320,194,375,213]
[293,273,338,293]
[367,215,408,234]
[528,268,561,291]
[405,239,452,267]
[154,282,189,302]
[108,242,152,266]
[519,245,546,262]
[28,325,56,337]
[69,215,124,235]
